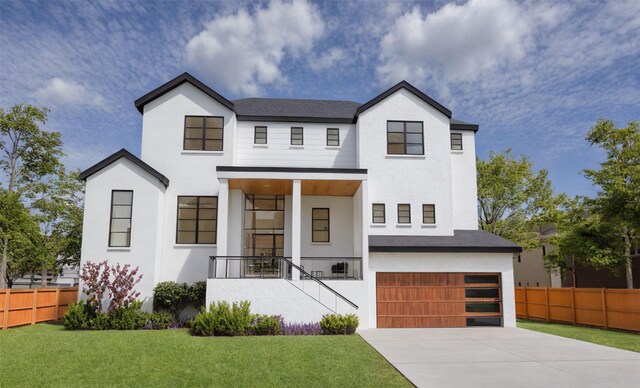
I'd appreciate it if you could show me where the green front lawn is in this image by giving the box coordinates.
[0,324,409,387]
[517,319,640,353]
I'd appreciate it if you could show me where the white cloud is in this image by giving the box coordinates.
[33,77,105,108]
[309,47,348,72]
[377,0,537,86]
[185,0,325,95]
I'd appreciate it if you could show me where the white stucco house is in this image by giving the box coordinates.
[79,73,521,328]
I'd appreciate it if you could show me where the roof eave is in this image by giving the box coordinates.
[369,246,522,253]
[451,123,480,132]
[236,115,354,124]
[79,149,169,187]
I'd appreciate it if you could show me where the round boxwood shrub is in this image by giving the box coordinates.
[320,313,359,335]
[63,300,94,330]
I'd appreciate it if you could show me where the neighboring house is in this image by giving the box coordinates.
[12,265,79,289]
[513,226,562,288]
[79,73,521,328]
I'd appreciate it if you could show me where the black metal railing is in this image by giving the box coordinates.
[300,257,362,280]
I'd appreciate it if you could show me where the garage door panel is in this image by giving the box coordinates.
[376,272,502,328]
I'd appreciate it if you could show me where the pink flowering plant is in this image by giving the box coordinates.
[79,260,143,314]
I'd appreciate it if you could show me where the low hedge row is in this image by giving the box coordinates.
[64,300,177,330]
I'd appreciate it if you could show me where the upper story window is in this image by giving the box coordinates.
[397,204,411,224]
[176,196,218,244]
[109,190,133,247]
[423,204,436,224]
[291,127,303,145]
[327,128,340,146]
[184,116,223,151]
[387,121,424,155]
[254,126,267,144]
[451,133,463,150]
[312,208,330,242]
[372,203,385,224]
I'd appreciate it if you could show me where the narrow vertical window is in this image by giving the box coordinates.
[422,204,436,224]
[291,127,304,145]
[254,126,267,144]
[176,196,218,244]
[397,204,411,224]
[326,128,340,146]
[109,190,133,247]
[372,203,385,224]
[184,116,224,151]
[312,208,330,242]
[450,133,463,150]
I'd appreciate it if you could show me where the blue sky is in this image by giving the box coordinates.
[1,0,639,197]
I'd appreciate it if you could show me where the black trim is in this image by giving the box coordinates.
[397,204,411,224]
[216,166,367,174]
[291,127,303,145]
[450,120,479,132]
[79,149,169,187]
[422,204,436,224]
[311,208,330,243]
[254,126,267,144]
[372,203,385,224]
[176,196,218,244]
[237,115,353,124]
[183,115,224,151]
[387,120,424,155]
[134,72,234,114]
[355,80,452,121]
[370,246,523,253]
[326,128,340,146]
[450,133,463,150]
[108,190,133,247]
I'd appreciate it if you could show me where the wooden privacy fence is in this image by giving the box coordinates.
[1,287,78,329]
[515,287,640,332]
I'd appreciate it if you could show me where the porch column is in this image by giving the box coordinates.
[215,178,229,278]
[291,179,301,280]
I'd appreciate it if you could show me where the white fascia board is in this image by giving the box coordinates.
[216,171,368,181]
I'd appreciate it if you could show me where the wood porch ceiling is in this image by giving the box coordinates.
[228,179,361,196]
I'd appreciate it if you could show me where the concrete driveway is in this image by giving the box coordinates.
[359,328,640,388]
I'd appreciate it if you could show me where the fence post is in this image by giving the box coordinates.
[545,287,550,322]
[601,288,608,329]
[31,289,38,326]
[2,289,10,330]
[570,288,576,325]
[523,286,528,319]
[54,288,61,320]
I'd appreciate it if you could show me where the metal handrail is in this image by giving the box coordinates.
[281,258,359,310]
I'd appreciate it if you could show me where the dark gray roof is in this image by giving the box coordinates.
[369,230,521,253]
[79,149,169,187]
[233,98,361,123]
[450,119,479,132]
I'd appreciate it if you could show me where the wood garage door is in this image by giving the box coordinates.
[376,272,502,328]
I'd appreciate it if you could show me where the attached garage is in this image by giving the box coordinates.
[376,272,502,328]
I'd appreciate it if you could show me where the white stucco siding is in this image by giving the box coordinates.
[368,252,516,328]
[451,131,479,230]
[80,158,165,310]
[358,89,454,236]
[301,196,354,257]
[234,121,356,168]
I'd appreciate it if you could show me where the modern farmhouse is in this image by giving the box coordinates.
[79,73,521,328]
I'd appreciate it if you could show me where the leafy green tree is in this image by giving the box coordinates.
[0,104,63,288]
[477,149,561,250]
[583,119,640,288]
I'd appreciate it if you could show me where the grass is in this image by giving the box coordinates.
[517,319,640,353]
[0,324,410,388]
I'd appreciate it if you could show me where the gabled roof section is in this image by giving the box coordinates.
[355,80,452,121]
[450,118,480,132]
[233,98,360,123]
[79,149,169,187]
[134,72,234,114]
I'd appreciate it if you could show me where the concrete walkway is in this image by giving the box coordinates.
[359,328,640,388]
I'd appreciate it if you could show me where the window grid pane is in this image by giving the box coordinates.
[422,204,436,224]
[254,126,267,144]
[312,207,329,242]
[397,204,411,224]
[291,127,304,145]
[176,196,218,244]
[372,203,385,224]
[184,116,224,151]
[387,121,424,155]
[109,190,132,247]
[327,128,340,146]
[451,133,463,150]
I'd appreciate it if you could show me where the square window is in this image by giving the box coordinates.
[387,121,424,155]
[184,116,224,151]
[176,196,218,244]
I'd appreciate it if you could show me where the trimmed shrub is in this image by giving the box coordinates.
[147,311,174,330]
[281,321,322,336]
[93,313,111,331]
[188,281,207,309]
[320,314,359,335]
[191,301,253,336]
[108,301,147,330]
[153,281,189,318]
[252,315,282,336]
[63,301,94,330]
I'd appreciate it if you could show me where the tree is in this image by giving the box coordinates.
[583,119,640,288]
[0,190,41,287]
[477,149,561,250]
[0,104,63,288]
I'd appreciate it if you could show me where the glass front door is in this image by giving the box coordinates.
[244,195,284,277]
